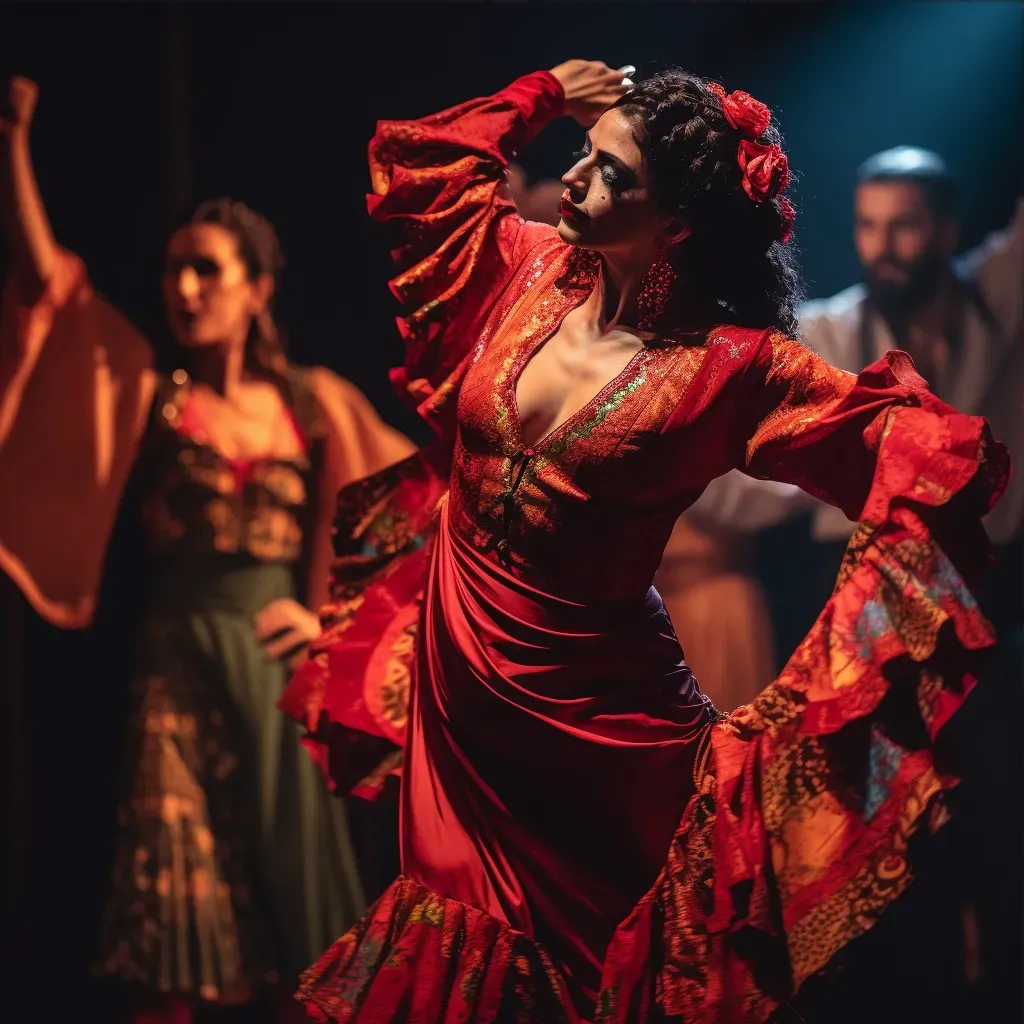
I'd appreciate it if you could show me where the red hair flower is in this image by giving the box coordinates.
[708,82,771,139]
[737,140,790,203]
[778,195,796,243]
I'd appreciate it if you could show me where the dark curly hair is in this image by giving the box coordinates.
[613,70,804,335]
[182,197,289,375]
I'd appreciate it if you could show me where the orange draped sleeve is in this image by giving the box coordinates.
[0,249,156,628]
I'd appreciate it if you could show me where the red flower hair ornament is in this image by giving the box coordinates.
[707,81,771,138]
[708,80,794,239]
[777,195,796,244]
[737,139,790,203]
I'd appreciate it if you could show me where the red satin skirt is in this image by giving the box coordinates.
[289,495,993,1024]
[403,497,714,1015]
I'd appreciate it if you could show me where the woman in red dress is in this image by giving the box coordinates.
[281,60,1009,1023]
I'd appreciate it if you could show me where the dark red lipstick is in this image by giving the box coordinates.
[559,190,586,222]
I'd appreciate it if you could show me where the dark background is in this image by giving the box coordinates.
[1,1,1021,1018]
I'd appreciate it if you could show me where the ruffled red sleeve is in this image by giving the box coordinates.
[738,333,1009,561]
[368,71,564,437]
[279,73,566,796]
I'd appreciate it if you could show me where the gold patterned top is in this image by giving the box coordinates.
[138,372,313,567]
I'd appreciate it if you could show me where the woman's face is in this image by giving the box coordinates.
[557,106,669,260]
[163,223,271,348]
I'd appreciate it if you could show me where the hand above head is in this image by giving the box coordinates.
[548,60,634,127]
[0,76,39,138]
[1,74,58,290]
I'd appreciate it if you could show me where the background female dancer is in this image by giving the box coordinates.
[0,76,413,1023]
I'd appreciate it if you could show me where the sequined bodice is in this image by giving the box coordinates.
[448,252,762,602]
[139,376,311,568]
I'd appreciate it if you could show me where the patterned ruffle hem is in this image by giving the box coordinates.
[297,875,577,1023]
[593,506,995,1024]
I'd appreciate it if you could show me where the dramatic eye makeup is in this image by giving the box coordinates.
[166,256,222,279]
[573,134,638,194]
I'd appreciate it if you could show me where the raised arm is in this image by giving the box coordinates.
[0,76,57,301]
[734,332,1009,570]
[0,76,155,628]
[370,61,630,430]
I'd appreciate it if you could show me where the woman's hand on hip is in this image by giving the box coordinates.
[255,597,322,671]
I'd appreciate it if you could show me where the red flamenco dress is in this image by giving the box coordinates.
[280,71,1010,1023]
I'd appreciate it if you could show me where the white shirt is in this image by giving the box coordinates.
[801,199,1023,544]
[688,200,1023,545]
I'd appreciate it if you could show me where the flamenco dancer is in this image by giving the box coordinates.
[0,77,413,1022]
[281,60,1009,1023]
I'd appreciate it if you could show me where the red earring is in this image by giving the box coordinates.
[636,258,678,332]
[558,246,601,292]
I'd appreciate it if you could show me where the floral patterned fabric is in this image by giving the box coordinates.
[139,373,312,565]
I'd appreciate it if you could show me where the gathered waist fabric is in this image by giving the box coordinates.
[401,496,715,1012]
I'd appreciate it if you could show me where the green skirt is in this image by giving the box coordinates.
[94,561,365,1004]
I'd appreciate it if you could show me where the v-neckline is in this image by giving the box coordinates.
[509,323,650,452]
[169,374,309,469]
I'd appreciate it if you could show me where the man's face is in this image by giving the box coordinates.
[854,180,957,311]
